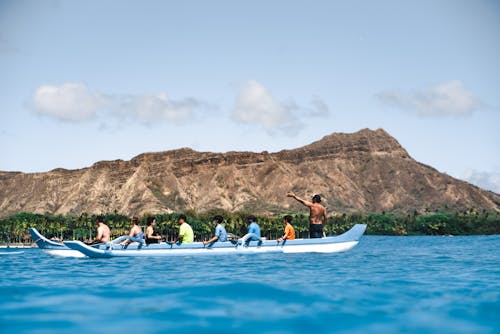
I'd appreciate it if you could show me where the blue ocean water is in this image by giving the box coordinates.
[0,235,499,334]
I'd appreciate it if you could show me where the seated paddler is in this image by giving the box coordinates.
[172,214,194,244]
[86,215,111,245]
[119,216,144,246]
[277,215,296,243]
[203,215,227,246]
[145,217,162,244]
[246,215,261,242]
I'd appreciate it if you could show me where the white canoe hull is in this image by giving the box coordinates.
[282,241,359,253]
[43,249,87,258]
[61,224,367,258]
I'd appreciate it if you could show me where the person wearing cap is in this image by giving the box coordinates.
[246,215,261,241]
[277,215,296,242]
[173,214,194,243]
[287,192,327,238]
[203,215,227,245]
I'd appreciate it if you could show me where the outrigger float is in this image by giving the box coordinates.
[29,224,367,258]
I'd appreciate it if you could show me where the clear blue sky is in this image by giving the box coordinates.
[1,0,499,193]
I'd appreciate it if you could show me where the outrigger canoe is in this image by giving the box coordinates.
[60,224,367,258]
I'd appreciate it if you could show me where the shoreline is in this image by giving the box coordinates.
[0,244,36,248]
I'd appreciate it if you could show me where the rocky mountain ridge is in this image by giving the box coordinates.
[0,128,498,217]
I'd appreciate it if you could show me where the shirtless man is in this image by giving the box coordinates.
[287,192,327,238]
[87,216,110,244]
[119,217,144,246]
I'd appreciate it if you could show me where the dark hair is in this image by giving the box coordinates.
[312,194,321,203]
[132,217,139,224]
[147,216,156,225]
[283,215,293,223]
[213,215,223,224]
[247,215,256,222]
[178,214,187,222]
[96,215,104,223]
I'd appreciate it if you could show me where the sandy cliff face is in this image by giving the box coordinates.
[0,128,498,217]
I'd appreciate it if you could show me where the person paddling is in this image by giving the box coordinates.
[87,215,111,245]
[277,215,296,242]
[287,192,327,238]
[173,214,194,244]
[145,217,162,244]
[246,215,261,241]
[120,217,144,246]
[203,215,227,246]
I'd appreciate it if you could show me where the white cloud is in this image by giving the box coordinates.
[118,93,199,124]
[232,80,329,134]
[376,80,481,116]
[32,83,205,124]
[463,170,500,194]
[232,80,299,132]
[33,81,329,131]
[33,83,104,121]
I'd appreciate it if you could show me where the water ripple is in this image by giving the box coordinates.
[0,235,498,333]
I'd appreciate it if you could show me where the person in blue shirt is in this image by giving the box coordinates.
[246,215,261,241]
[203,215,227,245]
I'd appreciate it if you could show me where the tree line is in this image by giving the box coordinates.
[0,209,499,244]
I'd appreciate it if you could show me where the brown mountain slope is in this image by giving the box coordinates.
[0,128,498,217]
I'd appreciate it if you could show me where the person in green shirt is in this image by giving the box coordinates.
[173,214,194,243]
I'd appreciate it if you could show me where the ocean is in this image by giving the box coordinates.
[0,235,498,333]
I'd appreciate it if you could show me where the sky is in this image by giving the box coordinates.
[0,0,499,193]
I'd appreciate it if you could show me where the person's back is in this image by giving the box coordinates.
[287,192,327,238]
[93,216,111,244]
[309,202,327,225]
[98,223,111,243]
[120,217,144,245]
[247,216,261,241]
[215,223,227,242]
[130,223,143,239]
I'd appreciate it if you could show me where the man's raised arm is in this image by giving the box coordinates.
[287,192,312,207]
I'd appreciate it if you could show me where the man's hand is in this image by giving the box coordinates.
[287,191,296,198]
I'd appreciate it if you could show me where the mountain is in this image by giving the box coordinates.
[0,128,498,218]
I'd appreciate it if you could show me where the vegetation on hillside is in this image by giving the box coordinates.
[0,209,498,244]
